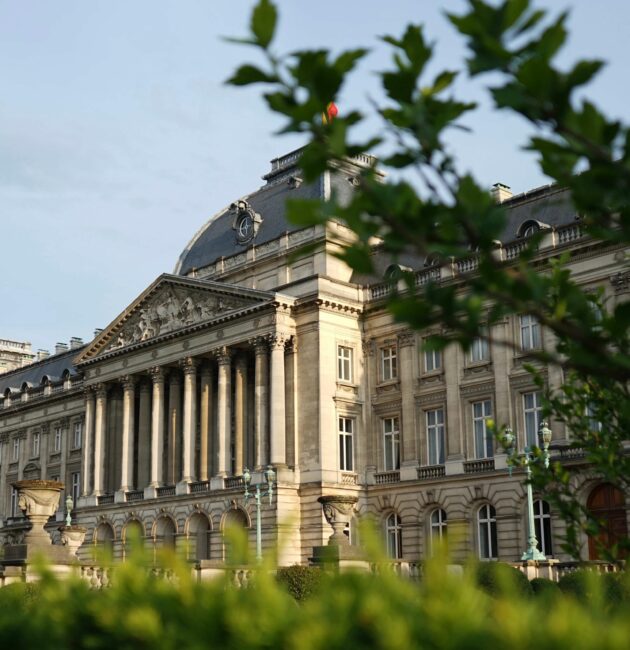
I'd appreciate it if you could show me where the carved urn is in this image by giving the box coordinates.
[12,479,64,546]
[318,495,358,546]
[60,526,87,557]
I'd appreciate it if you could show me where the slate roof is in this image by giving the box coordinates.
[0,347,84,394]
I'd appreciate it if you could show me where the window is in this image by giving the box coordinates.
[478,504,498,559]
[586,403,603,433]
[338,417,354,472]
[12,438,19,461]
[337,345,353,382]
[10,488,18,517]
[71,472,81,505]
[470,331,489,362]
[31,432,41,458]
[533,499,553,556]
[426,408,445,465]
[520,314,541,350]
[424,347,441,373]
[73,421,83,449]
[53,426,62,453]
[385,513,402,559]
[523,391,543,448]
[383,417,400,471]
[380,346,398,381]
[430,509,447,553]
[522,222,539,238]
[472,400,493,459]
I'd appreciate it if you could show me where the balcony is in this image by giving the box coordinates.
[156,485,176,497]
[126,490,144,503]
[463,458,495,474]
[374,470,400,485]
[417,465,446,480]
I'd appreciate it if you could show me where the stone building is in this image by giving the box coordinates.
[0,148,628,565]
[0,339,35,375]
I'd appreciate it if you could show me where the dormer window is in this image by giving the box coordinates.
[517,219,550,239]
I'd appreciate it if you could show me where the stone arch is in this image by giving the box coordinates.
[221,506,250,563]
[186,511,212,561]
[220,506,250,531]
[153,513,178,550]
[122,518,145,558]
[94,521,115,555]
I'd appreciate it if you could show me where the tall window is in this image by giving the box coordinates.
[71,472,81,505]
[31,432,41,458]
[470,331,489,362]
[533,499,553,556]
[520,315,541,350]
[523,391,543,448]
[478,504,498,560]
[337,346,353,382]
[472,400,493,459]
[586,403,603,433]
[73,422,83,449]
[380,346,398,381]
[12,438,19,461]
[424,347,441,373]
[385,513,402,559]
[426,408,445,465]
[383,417,400,471]
[338,417,354,472]
[10,487,18,517]
[53,426,62,453]
[430,508,447,554]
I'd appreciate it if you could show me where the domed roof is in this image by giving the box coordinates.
[174,148,366,276]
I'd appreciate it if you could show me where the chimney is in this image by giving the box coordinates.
[70,337,84,349]
[36,349,50,361]
[94,328,104,339]
[491,182,512,203]
[55,342,69,355]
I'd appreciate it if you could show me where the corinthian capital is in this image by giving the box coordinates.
[213,346,232,366]
[180,356,199,375]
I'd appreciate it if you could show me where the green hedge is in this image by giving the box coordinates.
[276,565,322,601]
[474,562,533,598]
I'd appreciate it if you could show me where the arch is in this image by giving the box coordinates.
[516,219,550,239]
[94,521,115,555]
[186,511,212,561]
[221,506,250,531]
[384,511,403,559]
[221,507,250,563]
[154,514,178,550]
[20,381,33,392]
[383,264,410,281]
[587,483,627,560]
[122,518,145,555]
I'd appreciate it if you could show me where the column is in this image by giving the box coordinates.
[150,368,165,487]
[399,332,418,475]
[82,389,95,497]
[168,372,182,484]
[93,384,108,495]
[215,348,232,476]
[253,339,269,469]
[120,376,136,493]
[181,357,198,484]
[137,381,152,488]
[234,354,247,476]
[270,335,286,467]
[199,364,213,481]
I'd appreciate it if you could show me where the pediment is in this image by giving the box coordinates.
[77,274,274,362]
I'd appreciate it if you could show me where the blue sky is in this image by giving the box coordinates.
[1,1,628,354]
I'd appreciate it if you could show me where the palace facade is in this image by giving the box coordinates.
[1,149,628,566]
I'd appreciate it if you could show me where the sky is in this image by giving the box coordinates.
[1,0,628,355]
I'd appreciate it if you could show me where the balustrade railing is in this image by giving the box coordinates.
[189,481,210,494]
[374,470,400,485]
[156,485,176,497]
[463,458,495,474]
[417,465,446,480]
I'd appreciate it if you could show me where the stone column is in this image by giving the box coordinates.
[149,368,165,488]
[234,354,247,476]
[93,384,108,495]
[253,339,269,469]
[270,335,286,467]
[399,332,418,478]
[168,372,182,485]
[181,357,198,484]
[137,381,152,488]
[199,364,213,482]
[215,348,232,477]
[119,376,136,493]
[82,389,95,497]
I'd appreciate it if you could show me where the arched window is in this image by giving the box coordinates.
[533,499,553,556]
[222,508,249,563]
[95,522,115,556]
[123,520,144,558]
[477,504,498,560]
[155,516,177,550]
[430,509,447,554]
[188,513,211,561]
[385,513,402,559]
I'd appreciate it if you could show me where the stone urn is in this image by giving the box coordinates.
[60,526,87,557]
[318,495,358,546]
[12,479,64,546]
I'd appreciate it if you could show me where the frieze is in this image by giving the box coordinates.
[463,361,493,378]
[372,399,402,415]
[509,370,547,390]
[610,270,630,293]
[415,390,447,406]
[459,381,495,398]
[397,332,416,348]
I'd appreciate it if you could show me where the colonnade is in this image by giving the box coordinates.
[81,335,290,498]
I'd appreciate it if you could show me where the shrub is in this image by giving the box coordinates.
[474,562,533,598]
[276,565,322,601]
[530,577,561,600]
[558,570,593,604]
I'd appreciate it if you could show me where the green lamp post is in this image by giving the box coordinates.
[242,466,276,563]
[503,420,552,561]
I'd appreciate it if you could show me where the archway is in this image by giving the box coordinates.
[155,516,177,551]
[587,483,627,560]
[222,507,249,563]
[94,522,115,555]
[188,512,211,561]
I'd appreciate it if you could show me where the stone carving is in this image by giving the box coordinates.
[610,271,630,293]
[318,495,358,546]
[106,285,254,351]
[12,479,64,546]
[60,526,87,557]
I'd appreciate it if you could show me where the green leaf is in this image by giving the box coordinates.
[251,0,277,49]
[226,64,277,86]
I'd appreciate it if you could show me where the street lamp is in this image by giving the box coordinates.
[242,466,276,563]
[65,495,73,527]
[502,421,552,561]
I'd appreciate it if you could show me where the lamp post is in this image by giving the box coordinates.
[65,495,73,527]
[242,466,276,563]
[503,420,552,561]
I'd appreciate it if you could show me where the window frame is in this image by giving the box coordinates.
[469,328,490,363]
[385,512,403,559]
[71,471,81,505]
[380,345,398,382]
[429,508,447,554]
[53,426,62,453]
[519,314,541,351]
[73,421,83,450]
[426,408,446,466]
[382,416,401,471]
[523,391,543,448]
[12,437,19,461]
[31,431,41,458]
[533,499,553,557]
[424,347,442,374]
[338,416,354,472]
[337,345,353,383]
[472,399,493,459]
[477,504,498,560]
